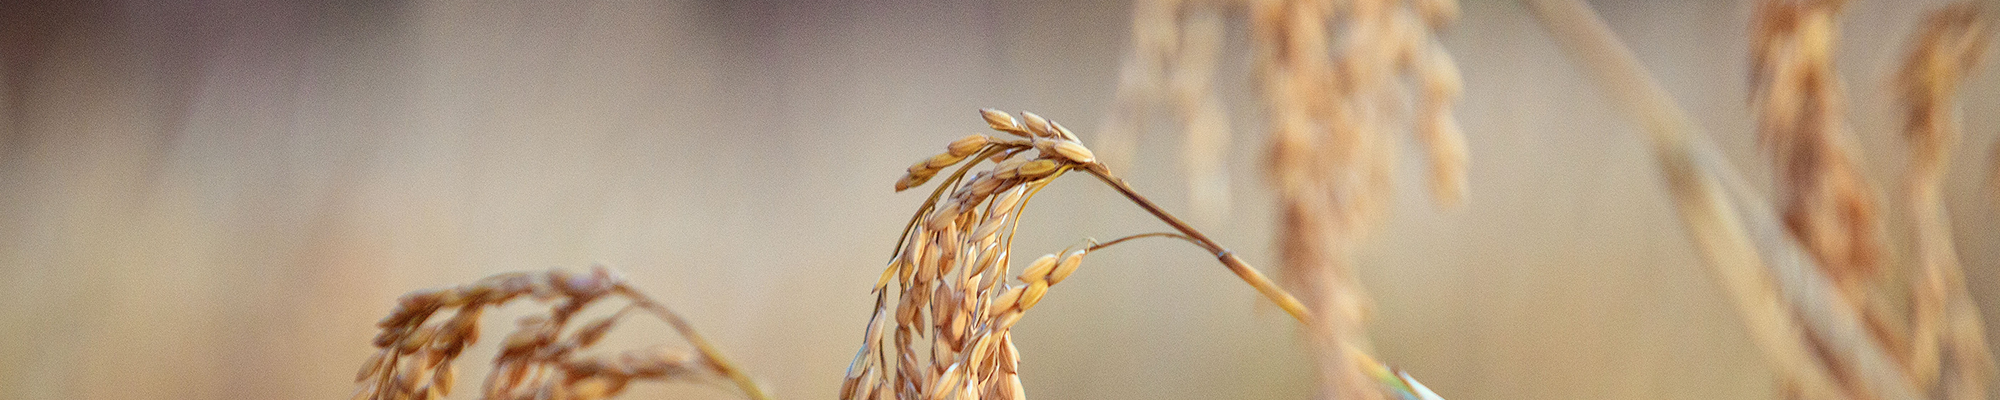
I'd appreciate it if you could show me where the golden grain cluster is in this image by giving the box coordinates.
[351,110,1447,400]
[345,2,2000,400]
[354,266,768,400]
[840,109,1445,400]
[842,110,1104,400]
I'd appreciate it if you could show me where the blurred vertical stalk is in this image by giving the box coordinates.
[1096,0,1233,224]
[1895,6,1995,399]
[1519,0,1921,399]
[1250,0,1464,398]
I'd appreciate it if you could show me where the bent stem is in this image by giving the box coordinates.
[616,286,773,400]
[1087,232,1199,251]
[1081,164,1312,323]
[1079,163,1433,398]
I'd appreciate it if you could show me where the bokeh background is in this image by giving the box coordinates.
[2,0,1997,399]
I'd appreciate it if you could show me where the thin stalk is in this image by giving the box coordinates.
[1087,232,1200,252]
[1079,163,1436,399]
[1081,164,1312,323]
[616,287,773,400]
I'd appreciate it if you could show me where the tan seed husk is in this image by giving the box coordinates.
[1019,254,1058,283]
[925,153,970,170]
[896,173,931,192]
[1020,112,1056,138]
[1048,250,1086,285]
[1019,281,1051,311]
[1016,160,1059,179]
[981,108,1023,135]
[1049,120,1080,142]
[990,186,1027,215]
[948,135,991,157]
[1052,141,1097,164]
[990,286,1025,317]
[1004,374,1026,400]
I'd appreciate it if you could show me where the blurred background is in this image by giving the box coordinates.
[1,0,1997,399]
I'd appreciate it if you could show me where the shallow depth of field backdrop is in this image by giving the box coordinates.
[2,0,1997,399]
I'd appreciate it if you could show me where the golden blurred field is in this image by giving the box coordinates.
[1,1,1996,399]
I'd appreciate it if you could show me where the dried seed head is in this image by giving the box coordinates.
[434,363,457,395]
[967,334,996,366]
[906,157,938,176]
[569,377,620,400]
[1016,160,1059,180]
[896,296,921,327]
[981,108,1023,135]
[927,364,964,400]
[574,316,619,347]
[992,159,1028,180]
[991,286,1025,317]
[931,284,956,320]
[948,135,991,157]
[1052,141,1097,164]
[400,326,438,354]
[1049,120,1080,142]
[1018,281,1051,311]
[978,258,1006,291]
[1000,335,1020,373]
[925,153,970,170]
[398,288,448,311]
[395,354,427,390]
[841,371,867,400]
[1008,374,1024,400]
[990,186,1027,216]
[1019,254,1058,283]
[994,310,1025,331]
[417,385,442,400]
[971,216,1009,242]
[1019,112,1057,138]
[967,173,1004,199]
[947,314,970,345]
[896,174,932,192]
[357,351,388,382]
[916,247,943,284]
[1047,249,1086,285]
[624,345,699,376]
[864,110,1155,400]
[968,259,995,286]
[992,147,1023,163]
[501,329,542,356]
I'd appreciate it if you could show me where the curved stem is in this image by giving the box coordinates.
[1077,163,1437,397]
[616,287,773,400]
[1080,164,1311,323]
[1087,232,1199,252]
